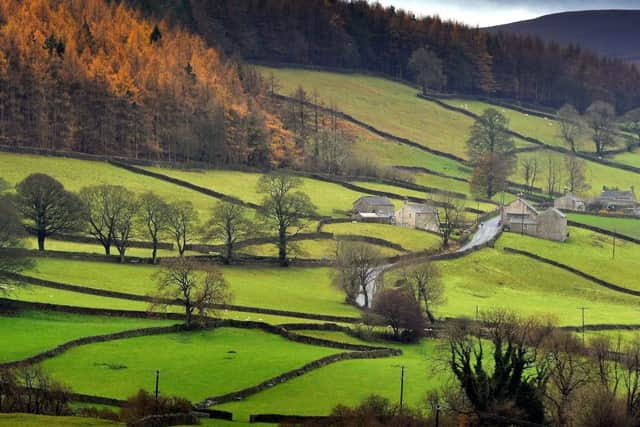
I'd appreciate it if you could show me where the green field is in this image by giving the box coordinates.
[239,239,403,259]
[612,148,640,168]
[22,239,188,259]
[141,167,366,217]
[350,128,471,179]
[0,311,174,363]
[24,259,358,318]
[498,227,640,292]
[323,222,441,252]
[0,153,216,221]
[40,328,341,401]
[0,414,121,427]
[567,213,640,240]
[217,339,445,418]
[420,247,640,326]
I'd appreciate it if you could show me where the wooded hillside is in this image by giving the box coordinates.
[0,0,295,166]
[129,0,640,112]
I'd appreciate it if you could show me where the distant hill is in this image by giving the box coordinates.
[488,10,640,63]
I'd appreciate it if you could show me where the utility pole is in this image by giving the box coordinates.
[155,370,160,415]
[613,228,617,260]
[435,404,441,427]
[475,305,479,321]
[577,307,588,344]
[399,365,405,411]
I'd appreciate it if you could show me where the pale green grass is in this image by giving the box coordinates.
[141,167,366,217]
[419,248,640,326]
[323,222,441,252]
[0,311,174,363]
[261,67,537,159]
[351,129,471,179]
[612,148,640,168]
[216,340,445,419]
[240,239,403,259]
[0,152,216,220]
[41,328,341,401]
[24,259,358,318]
[22,239,190,258]
[294,330,379,346]
[567,213,640,240]
[497,227,640,292]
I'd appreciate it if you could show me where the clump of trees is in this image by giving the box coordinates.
[0,367,72,416]
[151,257,232,328]
[371,287,426,343]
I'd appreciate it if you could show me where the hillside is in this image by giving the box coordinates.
[489,10,640,63]
[0,0,294,166]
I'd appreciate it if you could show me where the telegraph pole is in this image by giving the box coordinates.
[155,370,160,415]
[613,228,617,260]
[399,365,405,411]
[577,307,588,344]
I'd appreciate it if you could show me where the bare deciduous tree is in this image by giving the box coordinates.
[400,261,444,323]
[166,201,198,256]
[372,288,426,342]
[112,197,138,263]
[203,201,251,264]
[79,185,136,256]
[586,101,617,155]
[257,172,316,267]
[152,257,232,328]
[333,241,382,308]
[138,192,169,264]
[558,104,583,152]
[435,194,466,248]
[564,155,590,195]
[520,157,539,195]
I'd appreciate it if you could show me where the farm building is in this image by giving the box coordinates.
[554,193,586,212]
[352,196,395,222]
[395,200,440,232]
[593,187,637,211]
[502,198,568,242]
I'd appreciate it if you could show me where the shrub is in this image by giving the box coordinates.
[120,389,192,425]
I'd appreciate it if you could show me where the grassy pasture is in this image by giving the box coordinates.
[0,311,174,363]
[322,222,442,252]
[24,259,358,318]
[239,239,403,259]
[22,239,190,259]
[612,148,640,168]
[0,414,121,427]
[261,67,536,159]
[216,339,445,419]
[412,248,640,326]
[497,227,640,292]
[350,128,471,179]
[40,328,341,401]
[0,153,217,221]
[141,167,365,217]
[567,213,640,240]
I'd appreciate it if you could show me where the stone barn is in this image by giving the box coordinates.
[502,198,568,242]
[554,193,586,212]
[352,196,395,222]
[394,200,440,232]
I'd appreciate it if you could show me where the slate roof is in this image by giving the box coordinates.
[354,196,394,206]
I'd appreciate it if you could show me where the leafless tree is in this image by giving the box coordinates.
[152,257,232,328]
[558,104,584,152]
[203,201,251,264]
[564,155,590,195]
[586,101,617,155]
[257,172,316,267]
[138,192,169,264]
[400,260,444,323]
[79,185,135,256]
[372,288,426,342]
[520,157,539,195]
[435,194,466,248]
[545,153,563,195]
[333,241,382,308]
[112,197,139,263]
[166,201,198,256]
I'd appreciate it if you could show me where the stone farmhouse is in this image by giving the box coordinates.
[395,200,440,232]
[593,187,637,212]
[352,196,395,222]
[554,193,586,212]
[502,198,568,242]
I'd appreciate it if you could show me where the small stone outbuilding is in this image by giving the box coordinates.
[395,200,440,232]
[554,193,586,212]
[594,187,637,211]
[502,198,568,242]
[352,196,395,222]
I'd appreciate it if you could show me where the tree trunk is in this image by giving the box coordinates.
[278,227,288,267]
[118,249,125,264]
[151,238,158,264]
[224,241,232,265]
[37,230,45,251]
[184,302,192,328]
